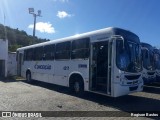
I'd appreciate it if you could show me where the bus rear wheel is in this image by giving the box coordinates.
[26,72,32,83]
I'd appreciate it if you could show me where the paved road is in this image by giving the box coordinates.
[0,79,159,120]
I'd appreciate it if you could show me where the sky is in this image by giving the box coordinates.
[0,0,160,47]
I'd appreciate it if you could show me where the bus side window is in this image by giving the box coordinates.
[25,48,33,61]
[16,51,19,61]
[34,47,44,61]
[55,41,71,60]
[23,50,26,61]
[71,38,90,59]
[44,44,55,60]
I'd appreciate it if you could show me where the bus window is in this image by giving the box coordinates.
[43,44,55,60]
[34,47,43,61]
[25,48,33,61]
[24,50,26,61]
[145,50,149,58]
[16,51,19,61]
[71,38,90,59]
[55,41,71,60]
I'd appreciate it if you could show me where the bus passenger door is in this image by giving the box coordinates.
[90,40,112,95]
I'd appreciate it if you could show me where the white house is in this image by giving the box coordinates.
[0,39,8,77]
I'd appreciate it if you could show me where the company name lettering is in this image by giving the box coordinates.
[34,64,51,70]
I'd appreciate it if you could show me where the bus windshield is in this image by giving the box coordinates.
[116,40,142,73]
[142,50,156,71]
[155,53,160,70]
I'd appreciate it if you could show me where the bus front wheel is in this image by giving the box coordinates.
[70,78,84,96]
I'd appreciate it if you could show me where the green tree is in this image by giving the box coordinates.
[0,24,50,52]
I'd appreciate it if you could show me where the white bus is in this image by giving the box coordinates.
[17,27,143,97]
[141,42,156,84]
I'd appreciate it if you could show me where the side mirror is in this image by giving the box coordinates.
[119,38,125,49]
[111,35,125,49]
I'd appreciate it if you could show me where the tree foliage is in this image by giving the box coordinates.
[0,24,50,52]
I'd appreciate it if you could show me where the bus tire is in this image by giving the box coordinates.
[26,71,32,83]
[69,75,84,96]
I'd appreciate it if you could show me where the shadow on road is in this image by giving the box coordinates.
[23,80,160,112]
[0,76,25,83]
[1,78,159,119]
[143,85,160,95]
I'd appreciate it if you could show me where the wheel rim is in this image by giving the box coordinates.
[27,74,30,82]
[74,81,80,92]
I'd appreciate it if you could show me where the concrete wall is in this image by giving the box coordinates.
[0,39,8,77]
[7,52,17,76]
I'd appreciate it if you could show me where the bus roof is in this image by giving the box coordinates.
[17,27,138,51]
[153,48,160,54]
[141,42,152,48]
[141,42,154,51]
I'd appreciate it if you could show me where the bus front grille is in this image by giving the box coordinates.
[125,75,141,80]
[147,72,155,75]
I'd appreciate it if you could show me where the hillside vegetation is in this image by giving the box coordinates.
[0,24,49,52]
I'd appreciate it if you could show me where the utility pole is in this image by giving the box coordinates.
[28,8,41,37]
[3,13,7,40]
